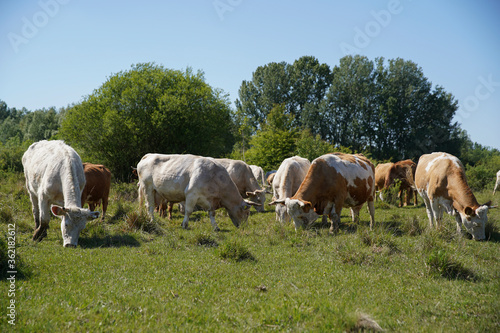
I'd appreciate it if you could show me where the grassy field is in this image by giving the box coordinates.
[1,172,500,332]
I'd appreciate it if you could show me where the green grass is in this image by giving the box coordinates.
[1,172,500,332]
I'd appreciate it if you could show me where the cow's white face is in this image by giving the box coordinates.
[285,198,318,230]
[460,205,489,241]
[246,190,266,212]
[51,205,100,247]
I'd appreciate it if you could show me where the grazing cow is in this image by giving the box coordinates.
[266,171,277,187]
[415,152,493,240]
[374,163,393,201]
[384,160,418,207]
[137,154,260,231]
[269,156,312,223]
[249,165,266,187]
[274,153,375,232]
[494,170,500,195]
[214,158,266,212]
[22,140,99,247]
[81,163,111,221]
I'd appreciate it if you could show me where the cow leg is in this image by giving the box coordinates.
[101,197,108,221]
[29,193,40,230]
[328,204,342,234]
[208,210,220,232]
[398,186,404,207]
[430,199,443,229]
[181,196,198,229]
[143,186,156,220]
[367,200,375,230]
[167,202,174,220]
[413,190,418,206]
[33,199,50,242]
[454,211,464,235]
[350,206,361,224]
[419,191,435,228]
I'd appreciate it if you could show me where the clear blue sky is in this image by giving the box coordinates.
[1,0,499,150]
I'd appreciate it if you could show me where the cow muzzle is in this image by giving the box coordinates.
[64,243,77,248]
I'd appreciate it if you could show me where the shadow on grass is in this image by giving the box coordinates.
[78,234,141,248]
[0,237,32,280]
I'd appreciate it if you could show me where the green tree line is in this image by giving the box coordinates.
[1,57,499,188]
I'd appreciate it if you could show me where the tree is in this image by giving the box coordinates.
[235,56,332,133]
[60,63,235,180]
[245,104,298,171]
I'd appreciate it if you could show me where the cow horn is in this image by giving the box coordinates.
[244,199,261,206]
[269,198,286,205]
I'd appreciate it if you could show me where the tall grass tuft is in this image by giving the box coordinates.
[425,249,476,281]
[190,232,218,247]
[218,240,255,262]
[125,211,163,235]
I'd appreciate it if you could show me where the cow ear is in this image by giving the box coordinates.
[302,201,313,212]
[51,205,66,216]
[464,206,475,217]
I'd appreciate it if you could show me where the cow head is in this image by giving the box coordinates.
[227,200,261,227]
[245,189,266,212]
[284,198,318,230]
[51,205,100,247]
[459,203,492,241]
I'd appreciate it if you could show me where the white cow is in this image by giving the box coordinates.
[215,159,267,212]
[493,170,500,195]
[249,165,266,188]
[270,156,312,223]
[415,152,493,240]
[137,154,260,231]
[22,140,99,247]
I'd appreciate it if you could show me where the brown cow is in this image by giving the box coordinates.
[415,152,494,240]
[274,153,375,232]
[384,159,418,207]
[81,163,111,221]
[374,162,393,201]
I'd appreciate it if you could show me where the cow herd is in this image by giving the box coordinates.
[21,140,497,247]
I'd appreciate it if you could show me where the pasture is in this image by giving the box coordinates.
[1,172,499,332]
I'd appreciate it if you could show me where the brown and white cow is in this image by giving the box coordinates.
[22,140,99,247]
[269,156,312,223]
[214,158,266,212]
[374,162,393,201]
[274,153,375,232]
[493,170,500,195]
[415,152,493,240]
[137,154,260,231]
[81,163,111,221]
[384,159,418,207]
